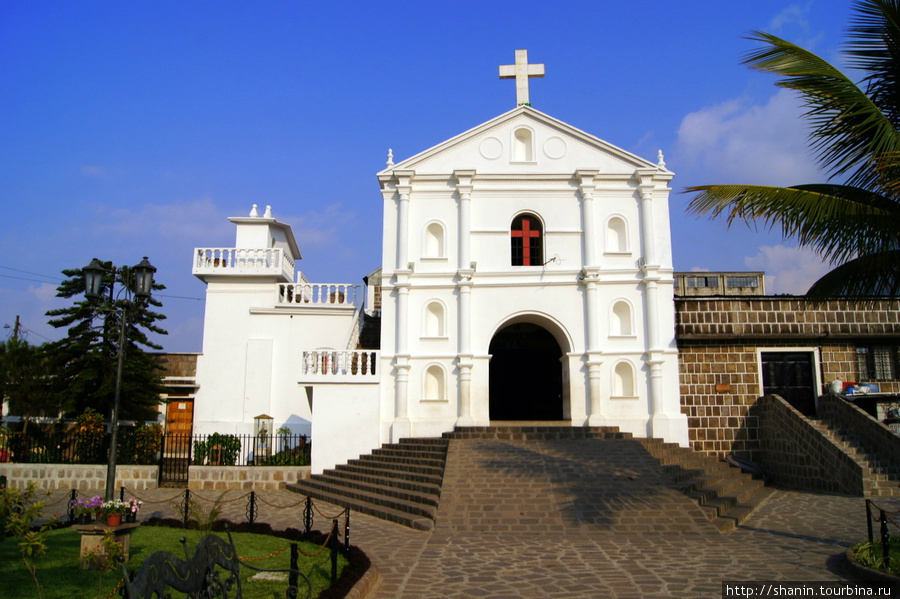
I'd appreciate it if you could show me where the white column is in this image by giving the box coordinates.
[391,170,414,442]
[577,171,599,268]
[457,273,474,426]
[455,170,474,271]
[395,171,413,270]
[392,279,411,441]
[454,170,476,426]
[583,272,604,425]
[638,175,656,268]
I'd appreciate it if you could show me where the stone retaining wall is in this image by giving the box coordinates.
[188,466,309,490]
[818,393,900,467]
[754,394,864,495]
[0,464,310,491]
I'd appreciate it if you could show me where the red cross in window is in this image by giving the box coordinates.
[512,218,541,265]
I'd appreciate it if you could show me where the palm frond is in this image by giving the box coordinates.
[744,30,900,193]
[685,184,900,264]
[806,249,900,297]
[846,0,900,123]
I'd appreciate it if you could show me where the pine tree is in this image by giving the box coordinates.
[45,261,168,421]
[0,339,57,431]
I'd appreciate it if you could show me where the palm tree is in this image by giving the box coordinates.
[686,0,900,297]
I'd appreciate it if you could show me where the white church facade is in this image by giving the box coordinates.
[190,51,690,473]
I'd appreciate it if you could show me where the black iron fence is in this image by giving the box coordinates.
[0,431,309,467]
[186,433,310,467]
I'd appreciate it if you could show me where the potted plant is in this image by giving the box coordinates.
[124,498,142,523]
[69,494,103,524]
[99,499,129,526]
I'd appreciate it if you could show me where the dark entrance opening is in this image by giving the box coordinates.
[761,351,817,416]
[489,323,563,421]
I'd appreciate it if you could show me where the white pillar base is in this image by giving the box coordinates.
[390,418,411,442]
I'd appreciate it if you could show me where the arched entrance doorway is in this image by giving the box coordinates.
[489,322,564,421]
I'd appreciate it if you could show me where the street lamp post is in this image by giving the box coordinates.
[83,256,157,500]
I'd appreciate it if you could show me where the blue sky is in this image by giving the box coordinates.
[1,1,853,351]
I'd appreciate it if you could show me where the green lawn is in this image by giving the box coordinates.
[0,524,348,598]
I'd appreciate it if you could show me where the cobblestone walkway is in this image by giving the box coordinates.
[41,438,900,598]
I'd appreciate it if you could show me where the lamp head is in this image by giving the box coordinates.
[133,257,156,301]
[83,259,107,300]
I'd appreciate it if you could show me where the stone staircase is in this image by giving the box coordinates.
[288,425,773,533]
[812,419,900,497]
[636,438,774,532]
[287,437,449,531]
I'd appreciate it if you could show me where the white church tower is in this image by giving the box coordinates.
[377,50,688,445]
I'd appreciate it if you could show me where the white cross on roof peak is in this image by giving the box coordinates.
[499,49,544,106]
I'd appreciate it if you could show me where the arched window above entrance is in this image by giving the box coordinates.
[511,214,544,266]
[424,364,446,401]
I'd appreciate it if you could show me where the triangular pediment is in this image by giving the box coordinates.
[378,106,664,178]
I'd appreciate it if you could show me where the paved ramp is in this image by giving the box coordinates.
[437,437,715,535]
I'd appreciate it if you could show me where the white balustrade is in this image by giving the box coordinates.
[301,349,378,379]
[277,283,361,306]
[193,247,295,280]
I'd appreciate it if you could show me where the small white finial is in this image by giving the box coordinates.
[250,204,259,217]
[657,149,666,169]
[263,205,272,218]
[386,148,394,168]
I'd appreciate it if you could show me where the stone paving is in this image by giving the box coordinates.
[40,437,900,598]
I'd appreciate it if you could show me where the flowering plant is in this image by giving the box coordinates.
[126,498,142,515]
[69,494,103,517]
[99,499,130,516]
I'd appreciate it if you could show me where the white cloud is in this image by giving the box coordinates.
[29,282,59,304]
[768,2,812,34]
[743,244,831,294]
[675,89,824,187]
[92,196,231,243]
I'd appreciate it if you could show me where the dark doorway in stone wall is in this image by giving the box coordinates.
[761,351,817,416]
[489,323,563,421]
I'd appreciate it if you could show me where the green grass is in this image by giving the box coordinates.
[0,524,348,598]
[851,535,900,576]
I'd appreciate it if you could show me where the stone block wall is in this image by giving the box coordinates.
[676,297,900,340]
[187,466,310,491]
[677,344,760,457]
[0,464,159,492]
[676,298,900,459]
[0,464,309,492]
[818,394,900,466]
[755,394,864,494]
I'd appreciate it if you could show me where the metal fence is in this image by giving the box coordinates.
[183,433,310,467]
[0,431,310,467]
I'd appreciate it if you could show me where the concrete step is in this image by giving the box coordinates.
[444,425,631,440]
[287,436,449,531]
[636,438,771,532]
[334,462,444,486]
[286,482,435,531]
[321,469,443,502]
[297,476,439,516]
